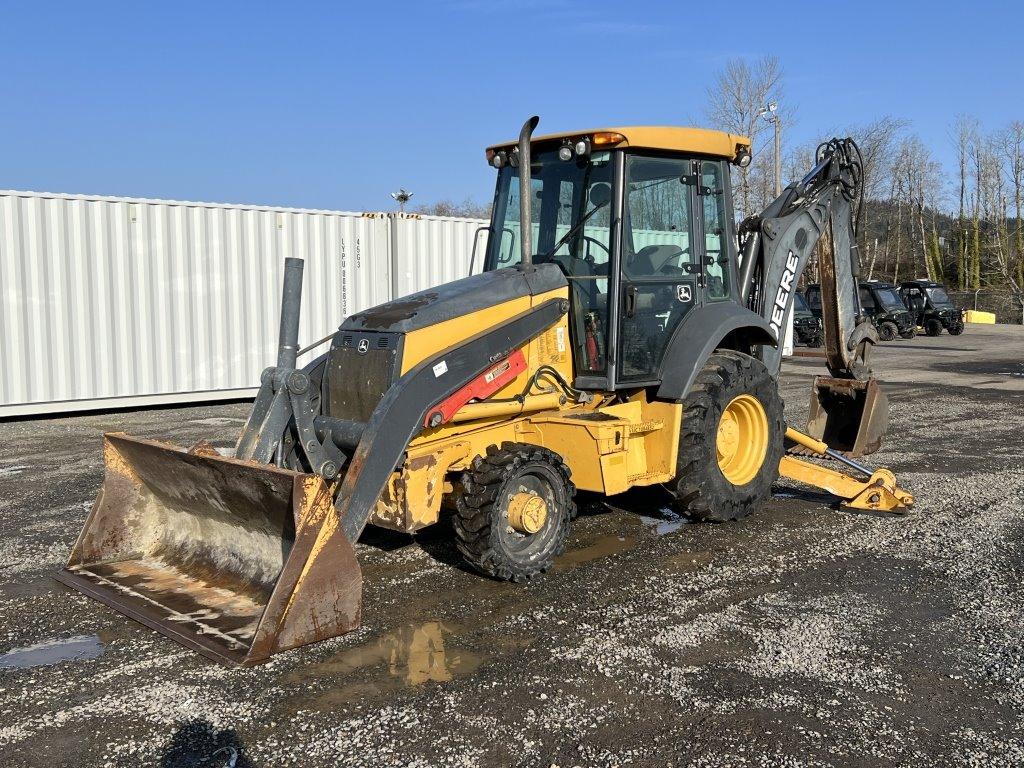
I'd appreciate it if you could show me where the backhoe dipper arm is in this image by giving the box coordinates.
[739,138,876,380]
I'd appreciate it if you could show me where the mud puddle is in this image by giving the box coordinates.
[283,620,512,709]
[553,532,636,572]
[0,634,105,669]
[638,507,690,536]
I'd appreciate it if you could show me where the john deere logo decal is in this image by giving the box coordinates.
[676,284,692,303]
[357,338,370,354]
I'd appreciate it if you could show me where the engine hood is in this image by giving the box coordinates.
[341,264,567,335]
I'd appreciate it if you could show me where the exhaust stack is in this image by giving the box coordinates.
[517,115,539,267]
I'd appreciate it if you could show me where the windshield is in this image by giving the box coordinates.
[793,292,810,312]
[485,147,615,375]
[874,287,906,311]
[485,148,613,272]
[927,286,954,307]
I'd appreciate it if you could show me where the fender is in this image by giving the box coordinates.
[656,302,777,401]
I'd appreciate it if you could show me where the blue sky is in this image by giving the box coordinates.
[2,1,1021,212]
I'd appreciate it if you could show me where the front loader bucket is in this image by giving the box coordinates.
[806,377,888,458]
[56,433,361,666]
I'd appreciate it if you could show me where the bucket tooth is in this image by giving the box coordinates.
[56,433,361,666]
[806,376,888,458]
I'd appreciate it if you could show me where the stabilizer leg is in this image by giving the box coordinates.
[779,427,914,513]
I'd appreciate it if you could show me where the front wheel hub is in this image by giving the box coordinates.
[507,491,548,534]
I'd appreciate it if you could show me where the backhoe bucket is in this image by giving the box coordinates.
[806,377,888,457]
[56,433,361,666]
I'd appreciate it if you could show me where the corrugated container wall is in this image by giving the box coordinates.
[0,191,402,416]
[390,213,489,296]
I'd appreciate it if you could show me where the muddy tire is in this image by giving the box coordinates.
[949,318,965,335]
[899,327,917,339]
[878,321,899,341]
[672,351,785,523]
[454,442,575,582]
[925,318,943,336]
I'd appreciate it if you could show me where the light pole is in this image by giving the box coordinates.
[758,102,781,197]
[390,188,413,213]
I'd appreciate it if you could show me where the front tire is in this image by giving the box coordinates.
[949,318,965,335]
[925,318,943,336]
[454,442,575,582]
[673,351,784,523]
[878,321,899,341]
[899,327,917,339]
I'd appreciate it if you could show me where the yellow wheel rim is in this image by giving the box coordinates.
[507,491,548,534]
[716,394,769,486]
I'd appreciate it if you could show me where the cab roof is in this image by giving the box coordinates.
[487,126,751,162]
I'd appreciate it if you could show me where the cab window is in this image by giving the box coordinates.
[487,148,614,374]
[700,161,731,299]
[806,288,821,312]
[859,287,876,311]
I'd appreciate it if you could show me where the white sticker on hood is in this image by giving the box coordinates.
[432,360,448,377]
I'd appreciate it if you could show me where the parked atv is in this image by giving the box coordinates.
[805,281,915,341]
[792,291,823,346]
[898,280,965,336]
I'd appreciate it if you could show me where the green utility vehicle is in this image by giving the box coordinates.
[792,291,822,346]
[805,281,915,341]
[898,280,965,336]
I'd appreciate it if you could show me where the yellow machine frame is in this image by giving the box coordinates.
[368,287,911,533]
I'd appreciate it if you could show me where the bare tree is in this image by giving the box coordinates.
[978,133,1023,293]
[416,197,492,219]
[891,136,943,280]
[848,117,908,204]
[704,56,787,218]
[997,121,1024,286]
[951,116,978,288]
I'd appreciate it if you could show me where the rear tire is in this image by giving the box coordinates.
[454,442,575,582]
[673,351,784,523]
[878,321,899,341]
[925,318,943,336]
[899,327,917,339]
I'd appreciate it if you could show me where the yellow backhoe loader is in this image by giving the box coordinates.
[58,118,911,666]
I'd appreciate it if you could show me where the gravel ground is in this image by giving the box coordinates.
[1,324,1022,767]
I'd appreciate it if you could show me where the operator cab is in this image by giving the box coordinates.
[898,280,956,313]
[482,127,751,391]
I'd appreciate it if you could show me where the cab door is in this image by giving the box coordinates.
[616,155,732,385]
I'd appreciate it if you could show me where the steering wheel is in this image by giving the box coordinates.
[582,235,610,261]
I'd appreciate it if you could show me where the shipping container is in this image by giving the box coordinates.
[389,212,489,296]
[0,191,395,416]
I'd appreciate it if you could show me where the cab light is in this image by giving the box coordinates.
[591,132,626,147]
[487,149,508,169]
